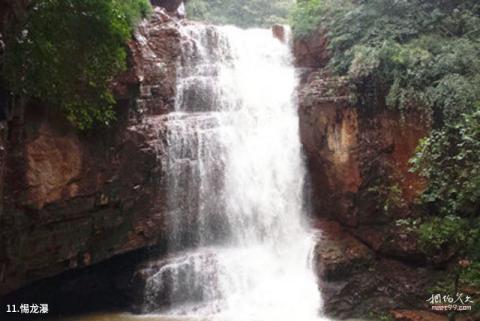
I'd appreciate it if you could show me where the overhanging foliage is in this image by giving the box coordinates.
[2,0,151,129]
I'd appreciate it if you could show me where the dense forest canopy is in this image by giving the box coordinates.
[291,0,480,296]
[186,0,294,28]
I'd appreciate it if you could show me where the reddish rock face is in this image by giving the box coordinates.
[151,0,184,13]
[299,73,359,225]
[272,25,286,43]
[22,123,82,209]
[125,7,182,116]
[391,310,447,321]
[0,8,182,296]
[314,219,373,280]
[299,71,429,228]
[377,112,428,203]
[293,30,330,69]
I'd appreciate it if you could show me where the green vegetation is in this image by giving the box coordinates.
[291,0,480,301]
[368,180,406,216]
[186,0,294,28]
[2,0,151,129]
[417,216,470,253]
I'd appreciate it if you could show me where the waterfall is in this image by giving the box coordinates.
[145,24,327,321]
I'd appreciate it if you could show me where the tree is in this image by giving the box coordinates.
[186,0,295,28]
[2,0,151,129]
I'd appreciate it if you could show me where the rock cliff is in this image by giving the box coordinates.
[295,31,429,232]
[294,30,447,319]
[0,6,183,296]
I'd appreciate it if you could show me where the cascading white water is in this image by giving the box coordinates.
[145,24,328,321]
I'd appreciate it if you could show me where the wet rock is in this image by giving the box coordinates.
[299,73,362,227]
[355,225,455,265]
[151,0,184,13]
[293,29,330,70]
[124,7,182,117]
[131,250,220,313]
[314,219,373,280]
[0,249,149,319]
[22,123,82,209]
[272,24,286,43]
[311,221,447,320]
[296,34,439,320]
[304,109,441,315]
[294,15,447,321]
[355,225,421,262]
[298,71,429,228]
[391,310,447,321]
[320,257,446,319]
[0,8,182,296]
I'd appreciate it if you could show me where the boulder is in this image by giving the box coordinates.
[319,257,446,319]
[311,220,448,320]
[314,219,373,280]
